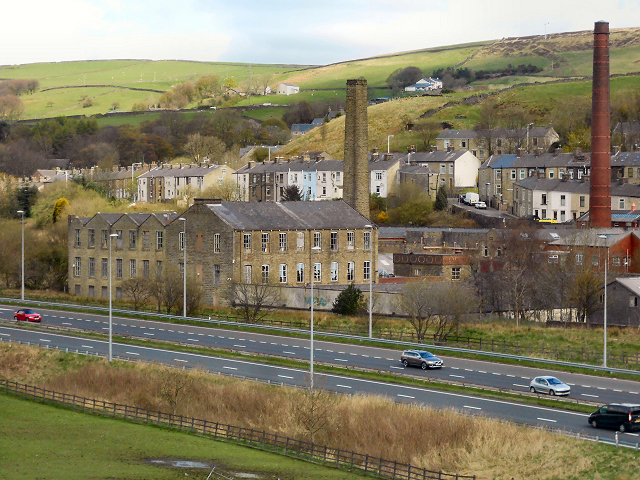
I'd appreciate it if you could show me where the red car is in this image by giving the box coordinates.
[14,309,41,322]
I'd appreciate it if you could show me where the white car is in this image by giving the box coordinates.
[474,201,487,209]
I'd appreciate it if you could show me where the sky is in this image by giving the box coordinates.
[3,0,640,66]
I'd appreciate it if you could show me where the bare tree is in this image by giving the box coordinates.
[121,276,153,310]
[201,179,241,201]
[293,384,337,443]
[430,282,478,341]
[475,97,500,157]
[151,266,183,315]
[228,281,283,324]
[396,281,439,342]
[157,366,194,415]
[185,275,204,316]
[184,133,226,163]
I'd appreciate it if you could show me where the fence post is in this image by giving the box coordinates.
[364,454,369,473]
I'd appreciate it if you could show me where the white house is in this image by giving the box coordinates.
[404,77,442,92]
[276,83,300,95]
[401,150,480,191]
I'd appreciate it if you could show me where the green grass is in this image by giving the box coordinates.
[0,393,361,480]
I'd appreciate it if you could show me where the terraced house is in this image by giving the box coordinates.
[68,200,377,306]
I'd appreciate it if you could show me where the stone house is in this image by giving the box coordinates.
[68,200,377,307]
[589,277,640,327]
[398,150,480,193]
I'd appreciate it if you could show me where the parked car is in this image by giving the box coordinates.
[474,201,487,209]
[589,404,640,432]
[14,309,41,322]
[529,376,570,396]
[400,350,443,369]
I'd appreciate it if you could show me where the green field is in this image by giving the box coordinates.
[0,394,361,480]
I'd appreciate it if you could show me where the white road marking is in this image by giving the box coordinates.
[390,366,404,370]
[374,356,381,359]
[334,358,348,362]
[362,354,369,357]
[450,375,465,379]
[81,345,93,349]
[249,340,256,343]
[450,366,459,370]
[139,326,145,329]
[158,329,164,331]
[514,384,529,388]
[507,375,515,377]
[492,373,501,376]
[397,394,415,399]
[537,418,557,423]
[234,344,247,348]
[336,384,352,389]
[178,331,185,334]
[582,394,599,398]
[278,375,294,379]
[597,387,606,390]
[478,371,486,374]
[614,389,622,392]
[120,324,128,327]
[260,341,266,344]
[168,330,174,332]
[222,366,237,370]
[464,405,482,410]
[292,345,300,348]
[0,333,9,336]
[188,339,199,342]
[148,327,155,330]
[386,358,394,361]
[39,339,50,342]
[281,344,288,347]
[465,369,473,372]
[62,322,72,326]
[174,359,188,363]
[631,392,639,395]
[326,350,333,352]
[143,333,154,336]
[338,351,346,354]
[283,351,295,355]
[126,352,140,356]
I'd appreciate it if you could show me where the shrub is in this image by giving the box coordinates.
[332,283,365,315]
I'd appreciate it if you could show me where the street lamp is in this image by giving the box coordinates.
[387,135,394,154]
[599,234,608,367]
[310,244,321,389]
[17,210,24,301]
[179,217,187,318]
[364,224,374,338]
[108,232,118,362]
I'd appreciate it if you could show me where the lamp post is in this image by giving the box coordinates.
[108,232,118,362]
[17,210,24,301]
[310,244,321,389]
[179,217,187,318]
[599,234,608,367]
[387,135,394,154]
[364,224,373,338]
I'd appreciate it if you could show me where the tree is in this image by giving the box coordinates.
[151,265,183,315]
[157,366,195,415]
[396,281,439,342]
[184,133,226,162]
[282,185,302,201]
[429,282,477,341]
[185,275,204,316]
[201,179,240,201]
[293,385,337,443]
[228,281,282,324]
[122,276,153,310]
[476,97,500,157]
[386,66,423,93]
[0,95,24,121]
[331,283,365,315]
[52,198,69,223]
[434,186,448,211]
[195,75,219,99]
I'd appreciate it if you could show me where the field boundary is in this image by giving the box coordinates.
[0,379,475,480]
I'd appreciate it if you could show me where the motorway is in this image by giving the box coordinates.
[2,304,640,444]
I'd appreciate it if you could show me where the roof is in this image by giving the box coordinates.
[398,163,436,175]
[139,164,223,179]
[401,150,475,164]
[378,226,490,239]
[614,277,640,295]
[548,229,635,248]
[482,152,590,169]
[291,124,317,134]
[437,127,557,141]
[202,200,374,231]
[613,122,640,135]
[515,177,591,194]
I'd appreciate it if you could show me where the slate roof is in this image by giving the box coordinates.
[378,226,490,239]
[548,228,635,247]
[203,200,374,231]
[515,177,591,194]
[437,127,556,140]
[613,122,640,135]
[291,124,317,134]
[234,157,399,174]
[398,163,436,174]
[401,150,473,164]
[614,277,640,295]
[139,164,223,179]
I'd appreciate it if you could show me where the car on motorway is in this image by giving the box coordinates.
[474,201,487,209]
[14,309,41,322]
[400,350,443,370]
[529,376,570,396]
[588,404,640,432]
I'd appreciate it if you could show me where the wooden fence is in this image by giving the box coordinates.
[0,379,475,480]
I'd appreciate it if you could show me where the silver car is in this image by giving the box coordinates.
[529,376,570,396]
[400,350,443,370]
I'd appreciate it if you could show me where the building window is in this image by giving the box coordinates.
[613,256,621,267]
[116,287,122,299]
[279,264,287,283]
[347,231,355,249]
[128,230,136,249]
[347,261,355,281]
[75,285,81,296]
[511,170,516,180]
[440,164,446,174]
[575,254,583,265]
[116,259,123,279]
[101,258,108,278]
[88,258,95,278]
[592,256,599,266]
[364,231,371,250]
[296,263,304,283]
[313,262,321,282]
[619,198,625,209]
[330,232,338,251]
[336,172,341,182]
[313,232,321,249]
[461,140,467,148]
[156,261,163,277]
[630,296,638,307]
[560,195,566,206]
[244,264,252,283]
[297,232,304,250]
[279,232,287,252]
[143,231,149,249]
[331,262,338,282]
[74,229,81,248]
[375,172,382,180]
[261,265,270,284]
[214,264,221,284]
[548,171,554,179]
[156,231,163,249]
[496,247,502,257]
[179,231,185,251]
[101,286,107,299]
[548,255,559,264]
[580,196,585,208]
[364,261,371,281]
[88,229,95,248]
[541,194,547,205]
[262,232,270,253]
[102,229,108,248]
[115,230,123,248]
[520,169,525,180]
[130,259,136,278]
[483,245,489,257]
[452,267,461,280]
[143,260,149,278]
[74,257,81,277]
[629,167,634,178]
[179,262,184,279]
[214,233,220,253]
[244,233,252,252]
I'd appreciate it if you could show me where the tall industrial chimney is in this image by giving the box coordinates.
[589,21,611,228]
[344,79,370,218]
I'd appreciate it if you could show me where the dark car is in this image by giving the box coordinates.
[14,309,41,322]
[400,350,443,370]
[588,404,640,433]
